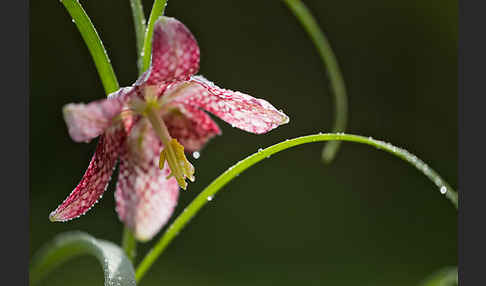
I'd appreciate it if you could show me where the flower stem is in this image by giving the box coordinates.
[283,0,348,164]
[135,133,457,282]
[61,0,120,94]
[129,0,147,74]
[122,226,137,262]
[141,0,168,72]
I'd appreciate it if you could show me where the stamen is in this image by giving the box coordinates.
[145,105,195,190]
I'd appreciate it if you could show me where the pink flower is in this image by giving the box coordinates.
[49,17,289,241]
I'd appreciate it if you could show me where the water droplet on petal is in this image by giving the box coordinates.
[258,148,263,152]
[207,196,213,201]
[192,151,200,159]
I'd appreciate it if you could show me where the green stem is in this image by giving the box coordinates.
[129,0,147,74]
[141,0,168,72]
[122,227,137,263]
[61,0,119,94]
[135,133,457,282]
[283,0,348,164]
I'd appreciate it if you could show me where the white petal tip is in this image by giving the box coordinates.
[281,114,290,124]
[49,211,60,222]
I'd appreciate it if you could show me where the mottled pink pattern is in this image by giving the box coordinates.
[145,17,200,85]
[49,126,126,221]
[167,76,289,134]
[64,87,134,142]
[163,104,221,152]
[115,119,179,241]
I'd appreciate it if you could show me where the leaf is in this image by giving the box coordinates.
[30,231,136,286]
[283,0,348,163]
[419,266,458,286]
[60,0,119,94]
[129,0,147,74]
[141,0,168,72]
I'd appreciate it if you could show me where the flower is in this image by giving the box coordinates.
[49,16,289,241]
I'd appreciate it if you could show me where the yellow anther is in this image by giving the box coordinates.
[158,139,195,190]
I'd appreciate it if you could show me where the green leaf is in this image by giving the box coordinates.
[283,0,348,163]
[129,0,147,74]
[61,0,120,94]
[141,0,168,72]
[135,133,457,282]
[30,231,136,286]
[419,266,458,286]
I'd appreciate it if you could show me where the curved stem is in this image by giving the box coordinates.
[135,133,457,281]
[61,0,119,94]
[122,227,137,263]
[283,0,348,163]
[141,0,168,72]
[30,232,136,286]
[129,0,147,74]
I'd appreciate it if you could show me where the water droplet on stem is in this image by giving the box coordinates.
[440,186,447,194]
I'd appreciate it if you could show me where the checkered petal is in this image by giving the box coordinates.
[168,76,289,134]
[163,104,221,152]
[115,119,179,241]
[49,126,126,222]
[63,87,134,142]
[145,17,200,85]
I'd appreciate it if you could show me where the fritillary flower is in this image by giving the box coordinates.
[49,16,289,241]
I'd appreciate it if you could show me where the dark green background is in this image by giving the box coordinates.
[30,0,457,285]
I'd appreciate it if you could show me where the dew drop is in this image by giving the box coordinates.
[258,148,263,152]
[192,151,200,159]
[207,196,213,201]
[440,186,447,194]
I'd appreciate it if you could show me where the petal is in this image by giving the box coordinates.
[115,119,179,241]
[169,76,289,134]
[49,126,126,222]
[145,17,200,85]
[64,87,134,143]
[163,104,221,152]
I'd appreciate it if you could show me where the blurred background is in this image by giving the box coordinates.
[30,0,457,285]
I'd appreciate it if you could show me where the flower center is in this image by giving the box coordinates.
[142,86,195,190]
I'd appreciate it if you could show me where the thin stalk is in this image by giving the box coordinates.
[61,0,119,94]
[129,0,147,74]
[141,0,168,72]
[135,133,457,282]
[122,227,137,263]
[283,0,348,163]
